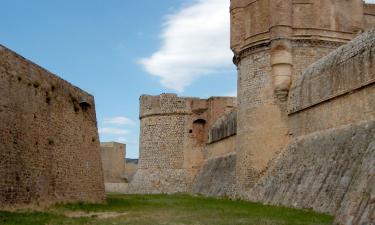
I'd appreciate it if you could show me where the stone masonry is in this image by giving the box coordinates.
[128,94,236,193]
[100,142,126,183]
[0,45,105,207]
[231,0,375,197]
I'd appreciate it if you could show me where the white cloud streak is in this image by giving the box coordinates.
[139,0,233,92]
[104,116,135,126]
[99,127,130,135]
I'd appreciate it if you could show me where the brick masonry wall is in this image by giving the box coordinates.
[0,45,105,207]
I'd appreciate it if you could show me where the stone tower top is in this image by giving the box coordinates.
[230,0,375,55]
[139,94,236,120]
[230,0,375,101]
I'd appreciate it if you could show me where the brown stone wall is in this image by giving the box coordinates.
[0,45,105,207]
[100,142,126,183]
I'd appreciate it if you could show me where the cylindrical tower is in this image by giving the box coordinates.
[231,0,368,197]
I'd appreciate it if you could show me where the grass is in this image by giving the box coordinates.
[0,194,333,225]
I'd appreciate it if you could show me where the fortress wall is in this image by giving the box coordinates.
[235,43,338,195]
[288,29,375,136]
[203,137,236,160]
[192,154,236,198]
[208,109,236,144]
[249,121,375,225]
[231,0,369,196]
[0,45,105,206]
[130,94,236,194]
[100,142,126,183]
[249,29,375,225]
[139,114,187,170]
[236,47,290,194]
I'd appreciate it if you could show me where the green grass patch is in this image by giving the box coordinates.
[0,194,333,225]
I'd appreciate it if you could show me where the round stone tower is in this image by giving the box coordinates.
[130,94,236,194]
[230,0,372,196]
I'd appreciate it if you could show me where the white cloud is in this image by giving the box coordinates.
[139,0,233,92]
[116,137,128,143]
[104,116,135,126]
[366,0,375,3]
[99,127,130,135]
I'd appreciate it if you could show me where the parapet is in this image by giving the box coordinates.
[139,94,198,119]
[230,0,369,55]
[139,94,236,120]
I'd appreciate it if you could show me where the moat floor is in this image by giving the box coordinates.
[0,194,333,225]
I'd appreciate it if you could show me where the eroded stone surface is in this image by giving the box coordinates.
[192,154,236,197]
[0,45,105,207]
[249,121,375,225]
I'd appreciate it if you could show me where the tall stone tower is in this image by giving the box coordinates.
[230,0,374,196]
[129,94,236,193]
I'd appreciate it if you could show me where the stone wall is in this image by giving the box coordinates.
[249,121,375,225]
[248,29,375,225]
[0,45,105,207]
[192,154,236,197]
[124,159,138,182]
[288,29,375,136]
[129,94,236,194]
[100,142,126,183]
[208,109,236,144]
[231,0,375,197]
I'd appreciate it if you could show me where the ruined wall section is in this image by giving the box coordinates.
[0,45,105,207]
[100,142,126,183]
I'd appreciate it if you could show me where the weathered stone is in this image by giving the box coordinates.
[100,142,126,183]
[249,121,375,225]
[231,0,375,197]
[0,45,105,207]
[192,154,236,197]
[129,94,236,194]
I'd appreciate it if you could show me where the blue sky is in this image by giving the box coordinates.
[0,0,237,158]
